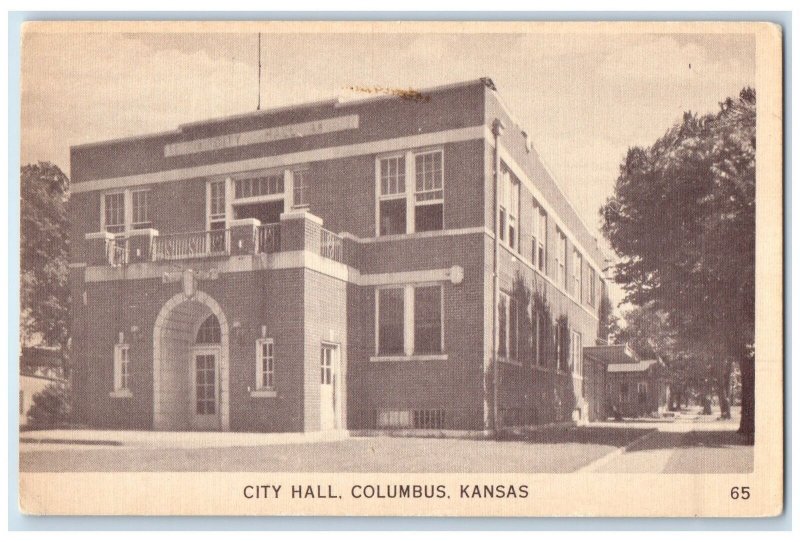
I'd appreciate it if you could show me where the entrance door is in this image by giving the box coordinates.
[320,344,339,431]
[191,348,220,430]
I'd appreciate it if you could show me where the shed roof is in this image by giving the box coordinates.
[607,359,659,373]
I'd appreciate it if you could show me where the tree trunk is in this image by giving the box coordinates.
[716,360,732,420]
[738,356,754,441]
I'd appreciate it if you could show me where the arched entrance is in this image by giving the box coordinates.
[153,291,230,431]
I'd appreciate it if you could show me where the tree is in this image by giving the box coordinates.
[21,163,70,364]
[600,88,755,438]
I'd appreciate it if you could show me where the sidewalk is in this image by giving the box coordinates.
[20,428,350,449]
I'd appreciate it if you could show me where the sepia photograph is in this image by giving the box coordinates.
[15,19,783,517]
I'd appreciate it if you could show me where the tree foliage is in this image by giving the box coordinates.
[600,89,755,435]
[21,162,70,351]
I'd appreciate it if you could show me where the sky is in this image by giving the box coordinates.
[20,27,755,306]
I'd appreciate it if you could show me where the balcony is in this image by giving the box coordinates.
[85,211,345,267]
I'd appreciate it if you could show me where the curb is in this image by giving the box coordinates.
[20,437,123,446]
[574,429,659,473]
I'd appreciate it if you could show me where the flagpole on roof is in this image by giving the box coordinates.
[257,32,262,111]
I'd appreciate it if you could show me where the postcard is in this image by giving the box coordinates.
[18,20,783,517]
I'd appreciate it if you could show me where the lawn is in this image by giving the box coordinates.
[20,426,652,473]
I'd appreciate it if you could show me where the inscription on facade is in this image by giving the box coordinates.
[164,115,360,157]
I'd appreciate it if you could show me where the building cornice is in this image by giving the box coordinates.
[71,125,486,194]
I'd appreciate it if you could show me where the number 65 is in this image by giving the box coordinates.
[731,486,750,500]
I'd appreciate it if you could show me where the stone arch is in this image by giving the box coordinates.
[152,290,230,431]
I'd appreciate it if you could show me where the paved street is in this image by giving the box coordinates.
[20,409,753,473]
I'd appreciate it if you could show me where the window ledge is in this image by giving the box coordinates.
[109,389,132,398]
[250,389,277,398]
[370,354,448,362]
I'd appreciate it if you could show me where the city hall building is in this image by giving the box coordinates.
[68,77,609,433]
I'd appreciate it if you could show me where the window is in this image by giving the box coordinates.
[555,320,569,372]
[131,189,151,229]
[588,267,597,307]
[414,151,443,232]
[377,288,404,354]
[570,330,582,376]
[498,292,519,361]
[379,198,406,236]
[104,192,125,233]
[293,170,307,207]
[556,229,567,288]
[509,296,519,360]
[380,156,406,196]
[498,293,508,357]
[196,314,221,344]
[209,181,226,227]
[234,175,284,199]
[637,382,648,403]
[533,312,546,367]
[532,205,547,272]
[414,286,442,354]
[378,156,407,236]
[572,249,583,301]
[377,151,445,236]
[256,339,275,390]
[499,167,520,250]
[376,285,445,357]
[113,344,130,392]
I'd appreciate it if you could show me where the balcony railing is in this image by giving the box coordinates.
[151,229,229,262]
[106,238,128,267]
[256,223,281,254]
[94,219,345,266]
[320,228,343,263]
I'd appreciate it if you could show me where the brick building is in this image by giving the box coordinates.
[68,77,609,433]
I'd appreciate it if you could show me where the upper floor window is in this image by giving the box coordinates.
[556,229,567,288]
[498,167,520,251]
[131,189,151,229]
[234,174,283,199]
[414,151,443,232]
[381,155,406,196]
[293,170,308,207]
[572,249,583,301]
[209,180,226,227]
[378,156,407,236]
[533,205,547,273]
[377,150,444,236]
[588,266,597,307]
[104,192,125,233]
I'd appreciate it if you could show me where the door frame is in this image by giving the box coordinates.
[320,342,342,431]
[190,345,221,431]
